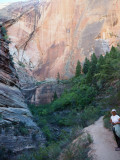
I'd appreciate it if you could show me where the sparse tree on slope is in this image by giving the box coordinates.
[57,72,60,84]
[83,57,90,74]
[75,60,81,77]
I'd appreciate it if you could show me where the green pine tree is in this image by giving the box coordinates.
[75,60,81,77]
[86,67,93,83]
[96,55,105,73]
[57,72,60,84]
[109,46,118,59]
[83,57,90,74]
[89,53,98,76]
[86,53,97,83]
[91,53,97,69]
[53,91,58,101]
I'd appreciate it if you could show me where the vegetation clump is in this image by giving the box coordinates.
[1,26,11,43]
[0,146,12,160]
[14,122,29,136]
[18,61,25,68]
[75,60,81,77]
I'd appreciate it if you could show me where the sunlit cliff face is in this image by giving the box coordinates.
[0,0,120,80]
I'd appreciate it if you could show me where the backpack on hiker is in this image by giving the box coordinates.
[114,124,120,138]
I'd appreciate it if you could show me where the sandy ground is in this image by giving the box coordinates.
[85,117,120,160]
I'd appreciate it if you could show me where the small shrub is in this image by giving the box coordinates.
[1,26,7,35]
[47,143,61,159]
[18,143,61,160]
[87,133,93,144]
[18,61,25,68]
[62,134,92,160]
[80,106,101,127]
[59,130,68,140]
[42,126,53,141]
[32,133,37,141]
[14,122,29,136]
[103,111,112,130]
[9,54,14,65]
[1,26,10,42]
[69,125,83,140]
[3,35,8,40]
[0,113,2,120]
[58,117,74,126]
[63,145,91,160]
[0,147,12,160]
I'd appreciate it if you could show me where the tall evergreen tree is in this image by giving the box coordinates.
[96,55,105,73]
[110,46,117,59]
[86,67,93,83]
[86,53,97,83]
[83,57,90,74]
[90,53,97,75]
[75,60,81,77]
[57,72,60,84]
[98,55,104,65]
[91,53,97,65]
[53,91,58,101]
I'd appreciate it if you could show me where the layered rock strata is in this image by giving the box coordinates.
[0,26,44,153]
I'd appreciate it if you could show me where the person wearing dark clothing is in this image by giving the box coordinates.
[113,127,120,148]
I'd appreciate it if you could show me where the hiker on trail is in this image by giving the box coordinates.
[110,109,120,151]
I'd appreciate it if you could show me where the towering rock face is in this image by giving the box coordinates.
[0,26,44,153]
[0,0,120,80]
[22,81,69,105]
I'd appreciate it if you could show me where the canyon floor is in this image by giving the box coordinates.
[85,117,120,160]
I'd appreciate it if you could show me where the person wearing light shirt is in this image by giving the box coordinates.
[110,109,120,151]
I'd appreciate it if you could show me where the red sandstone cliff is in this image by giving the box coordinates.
[0,0,120,80]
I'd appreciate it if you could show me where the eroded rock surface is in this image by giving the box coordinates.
[0,27,45,153]
[24,81,68,105]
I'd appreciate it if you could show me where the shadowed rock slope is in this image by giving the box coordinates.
[0,26,45,153]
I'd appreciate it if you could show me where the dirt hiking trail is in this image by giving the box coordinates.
[85,117,120,160]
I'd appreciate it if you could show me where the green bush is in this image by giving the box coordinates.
[51,85,96,111]
[18,61,25,68]
[18,143,61,160]
[1,26,10,41]
[61,134,92,160]
[14,122,29,136]
[1,26,7,35]
[63,146,90,160]
[103,111,112,130]
[0,147,12,160]
[42,126,53,141]
[80,106,101,127]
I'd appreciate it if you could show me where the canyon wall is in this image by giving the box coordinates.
[23,81,69,105]
[0,0,120,80]
[0,26,44,153]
